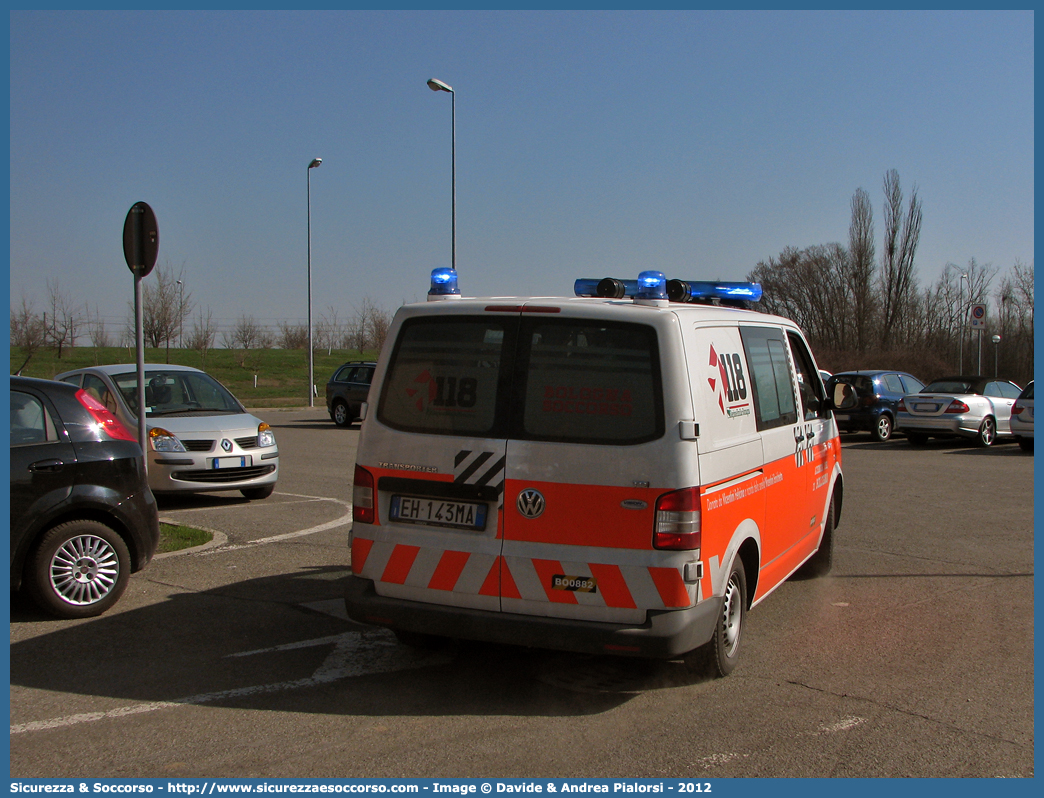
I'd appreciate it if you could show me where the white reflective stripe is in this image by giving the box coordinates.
[505,556,544,601]
[619,565,666,609]
[402,545,445,589]
[454,552,497,594]
[358,540,397,581]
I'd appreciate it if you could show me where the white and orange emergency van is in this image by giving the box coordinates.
[344,269,853,676]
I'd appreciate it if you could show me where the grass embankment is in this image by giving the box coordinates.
[10,346,380,408]
[159,522,213,553]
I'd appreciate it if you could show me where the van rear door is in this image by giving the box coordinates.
[353,312,514,613]
[499,308,698,628]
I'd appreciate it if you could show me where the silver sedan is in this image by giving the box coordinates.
[55,364,279,499]
[897,376,1022,447]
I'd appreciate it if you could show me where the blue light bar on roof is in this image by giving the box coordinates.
[666,279,763,303]
[574,275,762,303]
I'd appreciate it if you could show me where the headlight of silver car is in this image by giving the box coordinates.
[148,427,187,453]
[258,422,276,448]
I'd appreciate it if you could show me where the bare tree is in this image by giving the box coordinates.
[10,295,48,374]
[45,279,83,359]
[846,187,877,352]
[133,263,193,358]
[277,321,308,349]
[361,297,392,353]
[879,170,922,348]
[316,306,345,355]
[186,308,217,368]
[84,305,112,349]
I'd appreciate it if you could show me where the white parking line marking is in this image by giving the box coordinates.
[10,630,449,736]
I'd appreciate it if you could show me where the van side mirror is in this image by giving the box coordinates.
[826,381,859,412]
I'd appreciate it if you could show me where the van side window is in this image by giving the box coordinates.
[740,327,798,430]
[786,331,828,420]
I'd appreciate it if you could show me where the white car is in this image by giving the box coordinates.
[1009,381,1034,453]
[56,364,278,499]
[897,375,1022,447]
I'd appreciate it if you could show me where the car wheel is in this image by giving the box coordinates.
[906,432,930,446]
[26,520,130,619]
[976,417,996,447]
[1018,438,1034,453]
[241,484,275,500]
[700,557,746,677]
[799,494,835,578]
[873,414,893,442]
[332,400,351,427]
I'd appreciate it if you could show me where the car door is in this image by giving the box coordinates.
[986,381,1019,432]
[10,388,77,549]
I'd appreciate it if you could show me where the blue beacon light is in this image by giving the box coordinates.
[635,270,668,301]
[428,267,461,301]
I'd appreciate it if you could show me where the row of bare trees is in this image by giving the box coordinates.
[10,264,394,372]
[748,170,1033,386]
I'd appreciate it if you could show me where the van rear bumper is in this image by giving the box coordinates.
[344,575,722,659]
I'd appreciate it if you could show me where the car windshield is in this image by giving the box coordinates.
[112,370,244,416]
[1021,383,1034,400]
[923,380,978,395]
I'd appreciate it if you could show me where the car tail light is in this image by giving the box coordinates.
[945,400,970,414]
[76,389,137,442]
[353,464,376,525]
[897,398,907,412]
[1012,404,1025,415]
[653,487,701,550]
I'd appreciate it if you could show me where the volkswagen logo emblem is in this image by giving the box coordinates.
[516,489,545,519]
[221,439,233,453]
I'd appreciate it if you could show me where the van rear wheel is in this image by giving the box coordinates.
[702,558,746,677]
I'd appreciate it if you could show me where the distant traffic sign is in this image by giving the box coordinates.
[970,303,987,329]
[123,201,159,276]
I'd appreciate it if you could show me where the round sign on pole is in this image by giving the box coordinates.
[123,201,159,276]
[970,303,987,329]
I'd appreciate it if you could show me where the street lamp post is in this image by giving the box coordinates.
[958,273,968,373]
[307,157,322,407]
[427,78,455,272]
[992,334,1001,377]
[176,279,184,348]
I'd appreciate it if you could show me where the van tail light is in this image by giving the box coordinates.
[945,400,970,414]
[353,464,376,525]
[653,487,701,550]
[76,389,137,442]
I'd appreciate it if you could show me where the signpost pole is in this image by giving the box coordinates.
[134,274,147,463]
[123,202,159,472]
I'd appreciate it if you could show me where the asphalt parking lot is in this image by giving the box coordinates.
[8,409,1035,778]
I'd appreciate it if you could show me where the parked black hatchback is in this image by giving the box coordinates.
[10,376,160,618]
[326,361,376,427]
[827,370,925,441]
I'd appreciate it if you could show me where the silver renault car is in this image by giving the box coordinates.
[55,364,278,499]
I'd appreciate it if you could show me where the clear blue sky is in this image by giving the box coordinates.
[8,9,1034,336]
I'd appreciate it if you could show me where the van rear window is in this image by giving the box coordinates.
[377,315,664,445]
[517,320,663,445]
[377,318,507,436]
